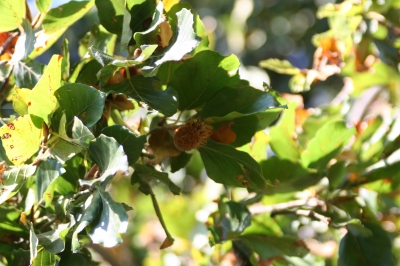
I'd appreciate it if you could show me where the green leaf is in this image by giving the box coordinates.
[28,54,63,124]
[0,165,36,205]
[301,121,356,169]
[101,125,146,165]
[71,191,101,251]
[101,76,178,117]
[120,5,132,52]
[170,152,192,173]
[236,234,309,260]
[133,1,165,46]
[200,86,281,118]
[221,200,251,233]
[71,116,95,148]
[88,134,129,185]
[61,38,70,81]
[0,114,43,166]
[36,0,52,13]
[10,19,35,63]
[95,0,124,35]
[132,164,180,195]
[30,224,39,263]
[141,8,202,76]
[87,186,128,247]
[167,3,209,53]
[259,59,301,75]
[75,60,103,86]
[89,45,158,67]
[29,29,67,59]
[13,60,44,89]
[170,50,240,110]
[12,86,31,116]
[198,140,269,191]
[31,246,60,266]
[339,222,394,266]
[260,157,321,194]
[49,139,82,164]
[55,83,106,128]
[36,159,65,201]
[0,0,25,31]
[269,102,300,162]
[42,0,95,34]
[128,0,157,41]
[37,215,76,253]
[79,24,117,57]
[58,247,94,265]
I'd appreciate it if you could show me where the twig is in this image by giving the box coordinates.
[249,198,325,214]
[271,209,331,225]
[84,164,100,180]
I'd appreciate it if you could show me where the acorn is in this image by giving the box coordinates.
[173,120,212,151]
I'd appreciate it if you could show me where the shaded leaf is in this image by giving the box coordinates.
[198,140,269,191]
[102,125,146,165]
[339,222,393,266]
[37,215,76,253]
[31,246,60,266]
[170,50,240,110]
[101,76,178,116]
[132,164,180,195]
[170,152,192,173]
[200,86,281,118]
[13,60,44,89]
[260,157,321,194]
[236,234,308,260]
[36,159,65,201]
[55,83,106,128]
[95,0,124,35]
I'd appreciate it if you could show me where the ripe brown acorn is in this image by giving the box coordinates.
[173,120,212,151]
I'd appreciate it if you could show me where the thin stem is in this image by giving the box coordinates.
[110,108,140,136]
[147,184,175,246]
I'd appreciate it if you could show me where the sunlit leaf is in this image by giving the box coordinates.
[0,115,43,166]
[141,8,202,76]
[88,134,129,186]
[259,59,301,75]
[0,165,36,204]
[301,121,356,169]
[42,0,95,34]
[10,19,34,63]
[95,0,124,35]
[27,55,63,124]
[88,186,129,247]
[12,86,31,116]
[0,0,25,32]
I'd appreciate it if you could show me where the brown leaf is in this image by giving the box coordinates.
[211,122,236,144]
